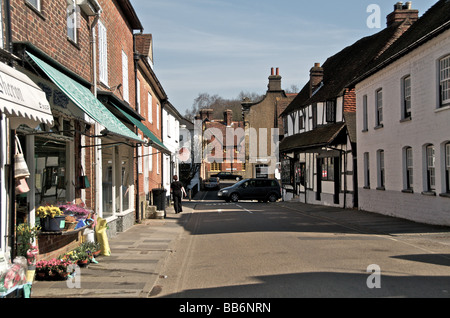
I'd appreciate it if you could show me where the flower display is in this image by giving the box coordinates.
[36,205,63,219]
[35,258,73,280]
[59,203,91,218]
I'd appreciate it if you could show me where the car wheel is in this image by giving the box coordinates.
[268,193,278,202]
[230,193,239,202]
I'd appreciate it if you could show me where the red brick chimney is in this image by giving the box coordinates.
[224,109,232,126]
[309,63,324,97]
[199,109,213,121]
[387,2,419,28]
[268,67,282,92]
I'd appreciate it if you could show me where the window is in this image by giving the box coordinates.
[122,50,129,102]
[326,100,336,123]
[156,103,160,129]
[445,143,450,193]
[211,161,221,172]
[440,55,450,106]
[405,147,413,190]
[321,157,335,181]
[67,0,77,43]
[362,95,368,131]
[98,21,108,85]
[148,93,153,123]
[312,103,317,129]
[136,79,140,113]
[27,0,41,11]
[403,76,411,118]
[377,150,385,189]
[364,152,370,188]
[375,89,383,127]
[426,145,435,192]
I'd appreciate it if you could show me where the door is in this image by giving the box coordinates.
[316,158,322,201]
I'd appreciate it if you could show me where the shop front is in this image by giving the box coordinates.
[0,59,54,297]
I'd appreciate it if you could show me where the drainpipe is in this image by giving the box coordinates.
[133,36,140,222]
[89,3,102,216]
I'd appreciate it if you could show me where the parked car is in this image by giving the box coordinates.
[210,171,243,181]
[204,177,220,190]
[217,178,281,203]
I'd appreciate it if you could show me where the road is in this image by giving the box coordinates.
[150,187,450,298]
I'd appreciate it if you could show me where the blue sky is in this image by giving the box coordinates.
[129,0,437,115]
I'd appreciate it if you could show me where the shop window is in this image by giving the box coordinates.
[34,136,69,206]
[321,157,335,181]
[255,164,268,178]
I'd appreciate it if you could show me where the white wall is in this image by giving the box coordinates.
[356,30,450,225]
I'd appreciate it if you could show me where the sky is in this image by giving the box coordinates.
[129,0,437,116]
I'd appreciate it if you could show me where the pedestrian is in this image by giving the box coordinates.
[170,175,186,214]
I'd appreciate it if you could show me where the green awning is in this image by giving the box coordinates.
[27,52,142,143]
[112,103,170,153]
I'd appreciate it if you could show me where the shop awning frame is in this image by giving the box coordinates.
[26,52,142,143]
[0,61,54,129]
[111,102,170,154]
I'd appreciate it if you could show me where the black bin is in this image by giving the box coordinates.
[152,188,167,211]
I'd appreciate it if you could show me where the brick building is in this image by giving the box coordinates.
[196,108,245,180]
[242,68,296,180]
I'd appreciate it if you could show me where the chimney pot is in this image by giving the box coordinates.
[276,68,279,76]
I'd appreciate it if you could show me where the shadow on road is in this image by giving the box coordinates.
[156,271,450,298]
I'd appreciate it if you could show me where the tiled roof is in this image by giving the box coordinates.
[279,123,346,152]
[354,0,450,84]
[282,20,413,116]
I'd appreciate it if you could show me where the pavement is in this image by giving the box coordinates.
[31,203,195,298]
[30,194,450,298]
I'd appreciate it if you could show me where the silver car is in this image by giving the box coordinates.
[204,177,220,190]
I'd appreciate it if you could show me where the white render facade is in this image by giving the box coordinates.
[356,29,450,226]
[162,104,181,197]
[282,98,357,209]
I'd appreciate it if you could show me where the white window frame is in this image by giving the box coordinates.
[156,103,160,130]
[445,143,450,193]
[27,0,41,11]
[98,21,108,86]
[122,50,129,102]
[364,152,370,188]
[148,92,153,123]
[67,0,78,43]
[402,75,411,119]
[362,95,368,132]
[426,145,436,192]
[377,150,385,189]
[405,147,413,190]
[440,55,450,107]
[375,88,383,127]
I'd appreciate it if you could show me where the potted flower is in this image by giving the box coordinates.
[35,259,73,281]
[16,223,40,283]
[36,205,65,232]
[59,203,92,220]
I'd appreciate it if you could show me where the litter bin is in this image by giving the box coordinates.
[152,188,167,211]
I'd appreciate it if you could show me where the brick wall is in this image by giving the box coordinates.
[10,0,92,82]
[36,231,83,261]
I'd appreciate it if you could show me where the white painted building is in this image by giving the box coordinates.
[162,102,182,200]
[355,0,450,226]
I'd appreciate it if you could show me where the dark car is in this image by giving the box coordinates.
[210,171,242,181]
[217,178,281,203]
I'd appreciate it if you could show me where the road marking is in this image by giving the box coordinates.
[236,204,253,214]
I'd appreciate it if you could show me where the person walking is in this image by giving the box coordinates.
[170,175,186,214]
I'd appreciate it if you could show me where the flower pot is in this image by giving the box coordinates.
[40,216,66,232]
[77,259,89,267]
